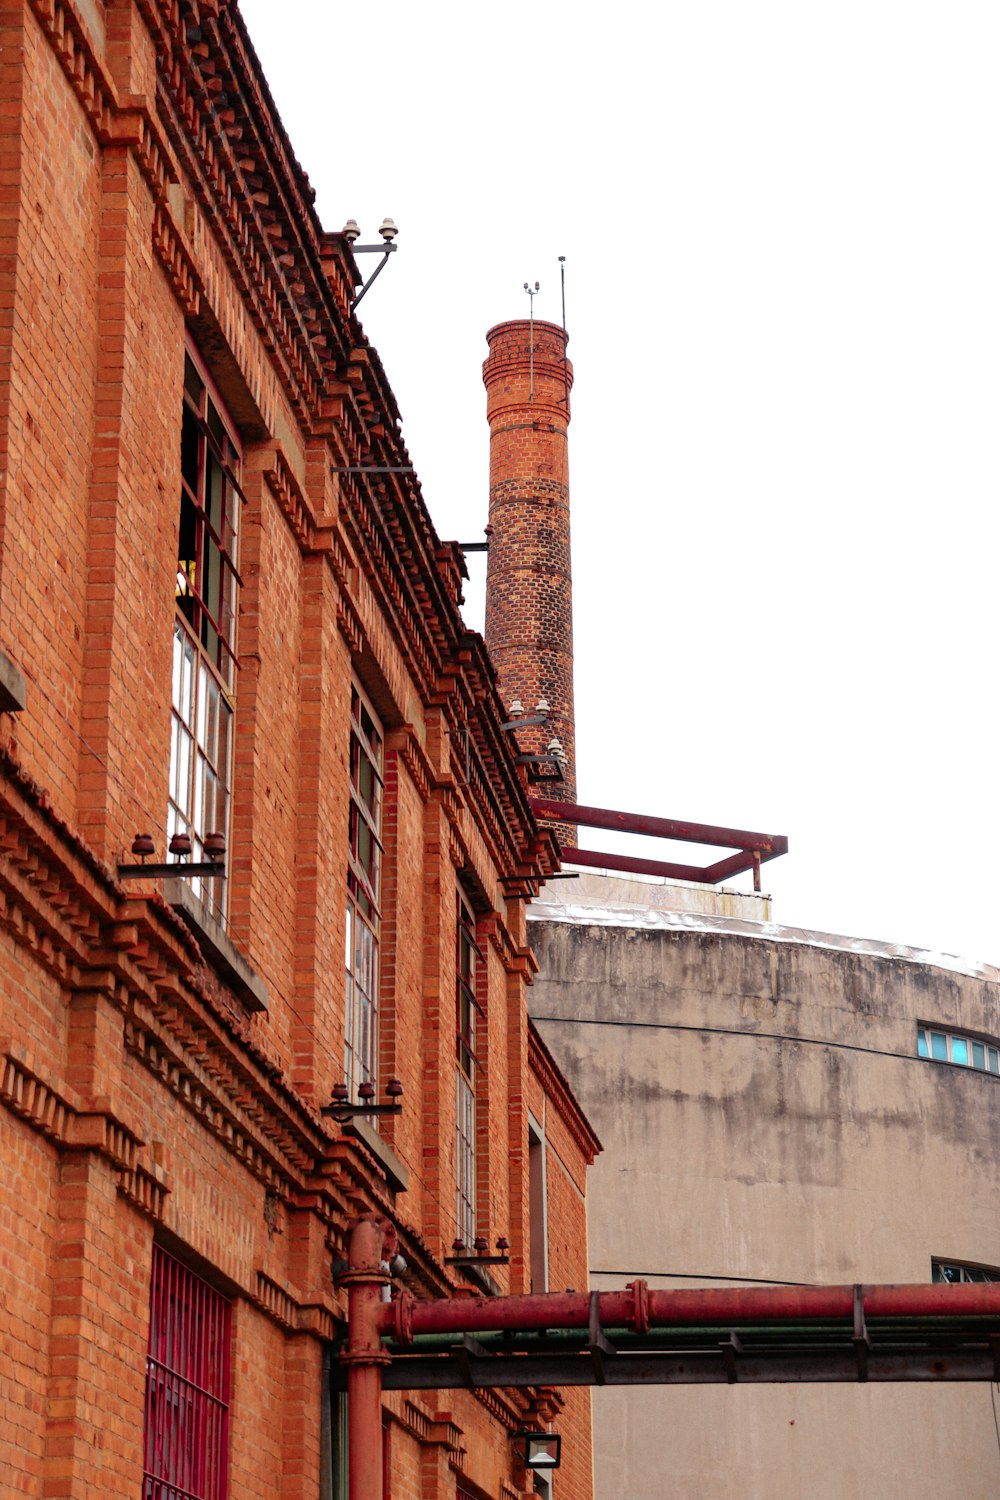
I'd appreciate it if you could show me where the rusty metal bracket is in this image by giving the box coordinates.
[720,1332,744,1384]
[451,1335,490,1391]
[588,1292,616,1386]
[853,1284,871,1381]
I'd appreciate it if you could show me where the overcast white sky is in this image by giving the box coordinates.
[241,0,1000,965]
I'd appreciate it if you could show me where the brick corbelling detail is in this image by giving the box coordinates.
[0,1047,171,1219]
[26,0,202,316]
[263,447,316,551]
[480,912,536,980]
[251,1270,335,1338]
[134,0,342,421]
[387,725,433,805]
[0,757,353,1205]
[152,203,203,315]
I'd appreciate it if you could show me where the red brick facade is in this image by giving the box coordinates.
[0,3,598,1497]
[483,322,576,812]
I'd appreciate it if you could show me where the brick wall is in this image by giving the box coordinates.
[0,3,597,1497]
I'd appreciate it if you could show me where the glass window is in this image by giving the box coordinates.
[169,345,241,926]
[919,1025,1000,1077]
[345,685,383,1100]
[933,1259,1000,1284]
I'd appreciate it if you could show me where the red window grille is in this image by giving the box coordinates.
[143,1244,232,1500]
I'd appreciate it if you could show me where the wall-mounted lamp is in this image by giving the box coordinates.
[513,1431,561,1472]
[344,217,400,310]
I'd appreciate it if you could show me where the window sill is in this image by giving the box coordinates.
[162,879,268,1014]
[343,1115,409,1195]
[0,649,26,714]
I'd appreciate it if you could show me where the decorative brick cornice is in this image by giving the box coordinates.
[1,1046,170,1220]
[479,912,535,980]
[386,725,433,805]
[262,446,315,550]
[528,1021,602,1165]
[388,1399,465,1462]
[27,0,200,314]
[135,0,347,424]
[251,1270,336,1339]
[152,203,203,316]
[28,0,116,140]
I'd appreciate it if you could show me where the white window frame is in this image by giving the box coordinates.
[918,1025,1000,1076]
[345,682,383,1100]
[169,344,242,926]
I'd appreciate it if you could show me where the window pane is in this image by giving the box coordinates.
[972,1042,985,1070]
[951,1037,969,1066]
[990,1050,999,1075]
[930,1032,948,1061]
[917,1028,928,1058]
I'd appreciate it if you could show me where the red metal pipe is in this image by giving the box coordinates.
[380,1281,1000,1342]
[343,1216,397,1500]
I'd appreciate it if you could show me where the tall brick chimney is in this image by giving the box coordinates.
[483,319,576,808]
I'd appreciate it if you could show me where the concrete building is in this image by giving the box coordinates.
[528,879,1000,1497]
[0,5,598,1499]
[480,319,1000,1496]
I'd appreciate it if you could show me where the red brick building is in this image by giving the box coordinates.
[0,3,599,1497]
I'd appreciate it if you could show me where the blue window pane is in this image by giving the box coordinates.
[917,1029,929,1058]
[930,1033,948,1061]
[951,1038,969,1065]
[973,1043,986,1070]
[990,1050,999,1075]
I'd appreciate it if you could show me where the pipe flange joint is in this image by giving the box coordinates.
[337,1346,393,1369]
[386,1289,414,1345]
[336,1266,391,1289]
[627,1278,650,1335]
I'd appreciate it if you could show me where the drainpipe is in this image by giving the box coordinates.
[340,1216,398,1500]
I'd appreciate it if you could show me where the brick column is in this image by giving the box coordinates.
[483,320,576,808]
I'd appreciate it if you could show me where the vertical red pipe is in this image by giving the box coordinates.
[342,1217,397,1500]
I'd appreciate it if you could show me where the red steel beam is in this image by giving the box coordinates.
[559,845,721,884]
[531,798,788,856]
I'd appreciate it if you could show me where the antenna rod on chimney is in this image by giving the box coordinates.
[559,255,569,411]
[523,280,539,400]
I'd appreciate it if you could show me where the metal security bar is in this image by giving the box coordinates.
[143,1244,232,1500]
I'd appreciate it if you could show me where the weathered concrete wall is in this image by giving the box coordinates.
[530,909,1000,1499]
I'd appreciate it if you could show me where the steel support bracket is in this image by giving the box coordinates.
[853,1284,871,1381]
[451,1335,490,1391]
[588,1291,616,1386]
[721,1332,743,1384]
